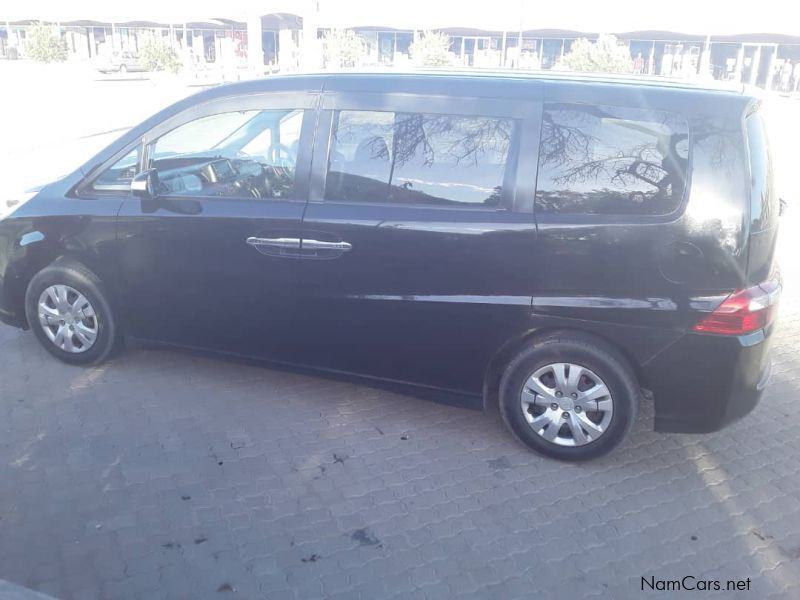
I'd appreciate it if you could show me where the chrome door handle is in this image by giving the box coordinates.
[246,237,302,249]
[302,239,352,252]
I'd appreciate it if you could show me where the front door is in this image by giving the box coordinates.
[294,87,542,396]
[114,91,318,360]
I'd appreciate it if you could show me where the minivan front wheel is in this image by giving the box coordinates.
[25,261,119,365]
[499,333,639,460]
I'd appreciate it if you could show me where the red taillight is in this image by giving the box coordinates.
[693,277,781,335]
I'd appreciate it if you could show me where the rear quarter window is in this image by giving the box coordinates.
[535,103,689,217]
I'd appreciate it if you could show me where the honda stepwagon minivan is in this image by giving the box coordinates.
[0,72,781,460]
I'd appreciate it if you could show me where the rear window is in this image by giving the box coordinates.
[746,110,777,231]
[535,103,689,216]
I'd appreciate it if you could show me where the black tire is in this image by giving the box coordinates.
[24,260,119,366]
[499,332,640,461]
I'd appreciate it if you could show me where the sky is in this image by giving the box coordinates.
[3,0,799,36]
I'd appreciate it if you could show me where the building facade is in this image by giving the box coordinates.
[3,7,800,90]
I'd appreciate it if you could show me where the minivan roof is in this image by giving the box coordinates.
[250,68,757,99]
[316,68,752,95]
[178,70,761,113]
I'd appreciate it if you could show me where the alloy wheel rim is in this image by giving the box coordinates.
[37,285,99,354]
[520,362,613,447]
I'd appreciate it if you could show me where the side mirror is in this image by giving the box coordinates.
[131,169,159,198]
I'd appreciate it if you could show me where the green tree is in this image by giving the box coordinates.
[559,34,633,74]
[139,33,182,73]
[25,23,66,63]
[409,31,452,67]
[322,29,365,68]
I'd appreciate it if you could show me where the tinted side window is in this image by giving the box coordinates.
[536,104,689,216]
[149,109,305,199]
[326,110,512,208]
[746,111,777,231]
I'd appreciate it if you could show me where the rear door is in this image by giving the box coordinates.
[531,84,695,337]
[294,81,542,395]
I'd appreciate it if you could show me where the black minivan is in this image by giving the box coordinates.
[0,72,781,460]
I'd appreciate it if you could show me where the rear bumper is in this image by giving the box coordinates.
[643,326,773,433]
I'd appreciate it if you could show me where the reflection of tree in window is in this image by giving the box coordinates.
[327,111,511,207]
[389,113,510,206]
[536,104,688,215]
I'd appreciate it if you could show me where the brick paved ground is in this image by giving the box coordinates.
[1,212,800,599]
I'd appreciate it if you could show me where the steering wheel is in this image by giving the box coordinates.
[267,143,296,168]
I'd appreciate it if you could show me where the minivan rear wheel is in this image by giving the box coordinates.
[499,333,639,460]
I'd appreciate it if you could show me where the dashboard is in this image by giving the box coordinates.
[154,155,293,199]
